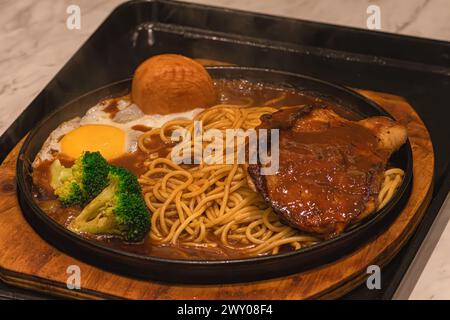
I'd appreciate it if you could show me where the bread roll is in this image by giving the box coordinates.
[131,54,217,115]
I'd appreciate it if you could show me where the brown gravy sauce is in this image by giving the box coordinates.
[103,100,120,118]
[32,79,363,260]
[131,124,152,132]
[257,106,387,236]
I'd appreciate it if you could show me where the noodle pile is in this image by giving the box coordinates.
[137,104,404,256]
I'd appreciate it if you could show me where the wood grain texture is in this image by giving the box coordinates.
[0,90,434,299]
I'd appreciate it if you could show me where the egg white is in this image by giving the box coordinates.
[33,99,203,167]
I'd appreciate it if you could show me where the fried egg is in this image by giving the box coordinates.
[33,98,202,167]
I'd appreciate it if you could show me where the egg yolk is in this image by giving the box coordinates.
[60,125,125,160]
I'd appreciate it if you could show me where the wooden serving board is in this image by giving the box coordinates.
[0,89,434,299]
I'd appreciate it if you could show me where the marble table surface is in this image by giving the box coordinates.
[0,0,449,299]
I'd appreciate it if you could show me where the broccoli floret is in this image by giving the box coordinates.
[72,151,109,200]
[69,166,150,242]
[50,160,84,206]
[49,151,109,206]
[108,165,142,195]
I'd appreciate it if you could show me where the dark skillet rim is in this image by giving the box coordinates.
[16,66,413,266]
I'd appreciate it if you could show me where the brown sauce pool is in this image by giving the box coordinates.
[32,79,364,260]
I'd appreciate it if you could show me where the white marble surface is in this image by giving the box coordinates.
[0,0,449,299]
[0,0,124,136]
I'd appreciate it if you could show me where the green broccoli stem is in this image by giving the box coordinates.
[69,180,117,233]
[70,207,118,236]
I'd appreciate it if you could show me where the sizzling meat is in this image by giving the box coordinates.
[248,105,407,237]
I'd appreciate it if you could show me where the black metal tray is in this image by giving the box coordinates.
[1,0,449,297]
[16,67,412,283]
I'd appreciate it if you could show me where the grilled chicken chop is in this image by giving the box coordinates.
[247,105,407,237]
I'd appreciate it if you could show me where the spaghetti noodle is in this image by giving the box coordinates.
[137,104,404,256]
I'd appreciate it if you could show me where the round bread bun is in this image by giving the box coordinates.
[131,54,217,115]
